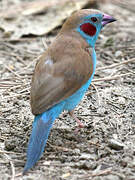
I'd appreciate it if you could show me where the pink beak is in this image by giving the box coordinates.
[102,14,116,27]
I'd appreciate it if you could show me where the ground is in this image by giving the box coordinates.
[0,0,135,180]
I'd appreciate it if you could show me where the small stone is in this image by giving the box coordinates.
[74,148,80,155]
[108,139,125,150]
[79,161,96,170]
[62,172,71,178]
[55,139,63,146]
[117,97,126,105]
[97,107,106,116]
[80,153,97,160]
[81,161,91,170]
[115,50,122,57]
[43,161,51,165]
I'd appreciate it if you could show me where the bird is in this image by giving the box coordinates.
[23,9,116,173]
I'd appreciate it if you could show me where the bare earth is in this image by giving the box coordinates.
[0,0,135,180]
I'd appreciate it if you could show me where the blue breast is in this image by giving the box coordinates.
[63,77,92,111]
[63,47,97,111]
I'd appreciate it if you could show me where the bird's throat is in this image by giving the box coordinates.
[80,23,96,36]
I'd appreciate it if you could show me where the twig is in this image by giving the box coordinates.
[96,58,135,71]
[1,92,30,101]
[0,78,23,82]
[91,83,101,106]
[86,90,96,96]
[4,65,23,80]
[2,107,15,112]
[11,53,27,66]
[79,168,112,179]
[18,87,30,93]
[88,141,101,147]
[93,72,134,82]
[91,168,112,177]
[122,102,131,114]
[0,81,22,85]
[41,37,48,50]
[0,50,27,66]
[117,95,135,101]
[15,173,22,178]
[47,142,72,152]
[1,42,38,55]
[80,113,104,117]
[0,84,13,87]
[23,55,41,70]
[0,38,35,43]
[4,153,15,180]
[0,117,12,121]
[9,84,28,90]
[110,108,121,115]
[106,99,122,110]
[0,82,29,89]
[0,150,22,155]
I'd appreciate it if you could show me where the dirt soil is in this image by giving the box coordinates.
[0,0,135,180]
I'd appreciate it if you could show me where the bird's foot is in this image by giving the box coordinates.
[69,110,84,129]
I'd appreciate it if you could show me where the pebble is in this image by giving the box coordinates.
[108,139,125,150]
[117,97,126,105]
[80,153,97,160]
[78,160,97,170]
[115,50,122,57]
[74,148,80,155]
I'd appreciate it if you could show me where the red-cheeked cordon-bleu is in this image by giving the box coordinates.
[23,9,116,173]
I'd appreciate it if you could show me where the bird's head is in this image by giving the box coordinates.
[61,9,116,47]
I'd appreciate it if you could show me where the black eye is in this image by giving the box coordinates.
[91,17,98,23]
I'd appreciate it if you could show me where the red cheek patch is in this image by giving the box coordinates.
[80,23,96,36]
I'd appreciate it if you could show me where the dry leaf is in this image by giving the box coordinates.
[0,0,96,39]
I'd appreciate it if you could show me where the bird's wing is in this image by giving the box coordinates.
[31,49,93,115]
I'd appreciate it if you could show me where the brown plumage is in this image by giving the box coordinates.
[31,30,93,114]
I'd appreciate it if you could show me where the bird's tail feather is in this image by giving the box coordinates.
[23,103,64,173]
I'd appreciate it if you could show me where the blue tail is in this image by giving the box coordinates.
[23,102,65,173]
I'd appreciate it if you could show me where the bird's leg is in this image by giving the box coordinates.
[69,110,84,128]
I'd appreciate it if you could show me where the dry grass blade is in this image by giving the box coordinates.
[1,92,30,101]
[96,58,135,71]
[0,150,22,155]
[4,65,23,80]
[41,37,48,50]
[23,55,41,70]
[93,72,134,82]
[91,83,101,106]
